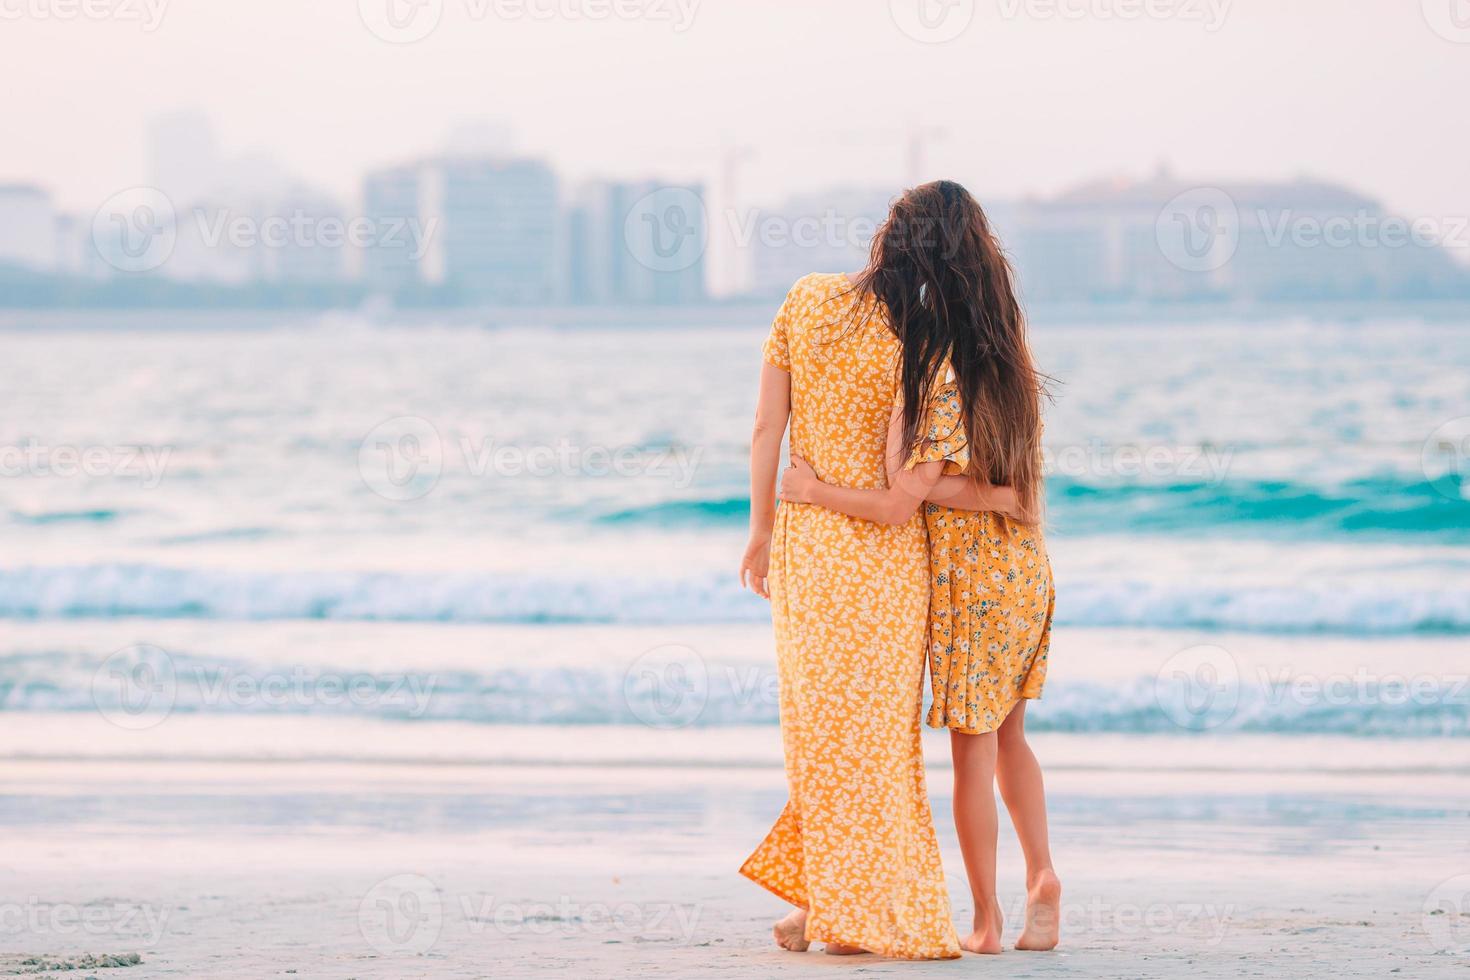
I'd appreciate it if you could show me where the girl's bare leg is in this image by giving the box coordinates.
[951,729,1003,954]
[996,702,1062,951]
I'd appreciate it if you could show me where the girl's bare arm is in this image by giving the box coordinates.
[781,455,946,526]
[883,404,1029,518]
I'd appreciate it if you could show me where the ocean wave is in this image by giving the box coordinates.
[0,562,1468,635]
[599,476,1470,540]
[9,508,126,525]
[3,650,1465,737]
[596,496,748,526]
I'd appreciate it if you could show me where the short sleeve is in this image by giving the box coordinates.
[761,278,805,371]
[905,384,969,474]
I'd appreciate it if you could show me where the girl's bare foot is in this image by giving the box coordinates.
[823,943,867,955]
[772,908,810,952]
[1016,869,1062,951]
[960,900,1004,955]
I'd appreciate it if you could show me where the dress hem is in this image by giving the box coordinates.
[926,689,1042,736]
[737,863,962,961]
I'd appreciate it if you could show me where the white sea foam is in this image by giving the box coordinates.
[4,644,1467,736]
[1,562,1466,635]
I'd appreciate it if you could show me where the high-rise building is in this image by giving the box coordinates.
[426,157,558,304]
[0,184,57,273]
[54,213,107,279]
[266,189,348,284]
[167,195,259,284]
[362,164,427,293]
[363,156,559,304]
[745,188,892,297]
[564,180,707,305]
[1008,172,1470,303]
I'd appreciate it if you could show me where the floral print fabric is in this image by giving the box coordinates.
[909,382,1054,734]
[739,273,961,960]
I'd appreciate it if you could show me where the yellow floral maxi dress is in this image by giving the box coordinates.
[908,382,1054,735]
[739,274,961,960]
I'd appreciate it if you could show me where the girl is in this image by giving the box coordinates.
[777,180,1061,955]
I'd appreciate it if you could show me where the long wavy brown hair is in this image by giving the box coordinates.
[852,180,1050,513]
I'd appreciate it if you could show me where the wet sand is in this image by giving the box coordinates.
[1,745,1467,978]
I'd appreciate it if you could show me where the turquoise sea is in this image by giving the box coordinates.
[1,316,1467,743]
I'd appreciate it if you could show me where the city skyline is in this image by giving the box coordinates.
[2,0,1468,234]
[4,140,1468,309]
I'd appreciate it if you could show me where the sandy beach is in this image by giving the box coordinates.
[3,724,1467,979]
[3,319,1469,979]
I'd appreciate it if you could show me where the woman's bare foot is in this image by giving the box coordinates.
[960,900,1004,955]
[823,943,867,955]
[772,908,810,952]
[1016,869,1062,951]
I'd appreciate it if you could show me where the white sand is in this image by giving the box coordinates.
[1,749,1467,978]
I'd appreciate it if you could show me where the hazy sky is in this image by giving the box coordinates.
[3,0,1466,225]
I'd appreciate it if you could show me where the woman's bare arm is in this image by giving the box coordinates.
[739,362,791,599]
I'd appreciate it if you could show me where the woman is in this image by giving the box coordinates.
[741,180,1059,957]
[737,270,954,959]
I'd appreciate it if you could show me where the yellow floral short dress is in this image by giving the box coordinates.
[907,381,1054,735]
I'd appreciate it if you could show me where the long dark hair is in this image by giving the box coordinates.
[852,180,1049,512]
